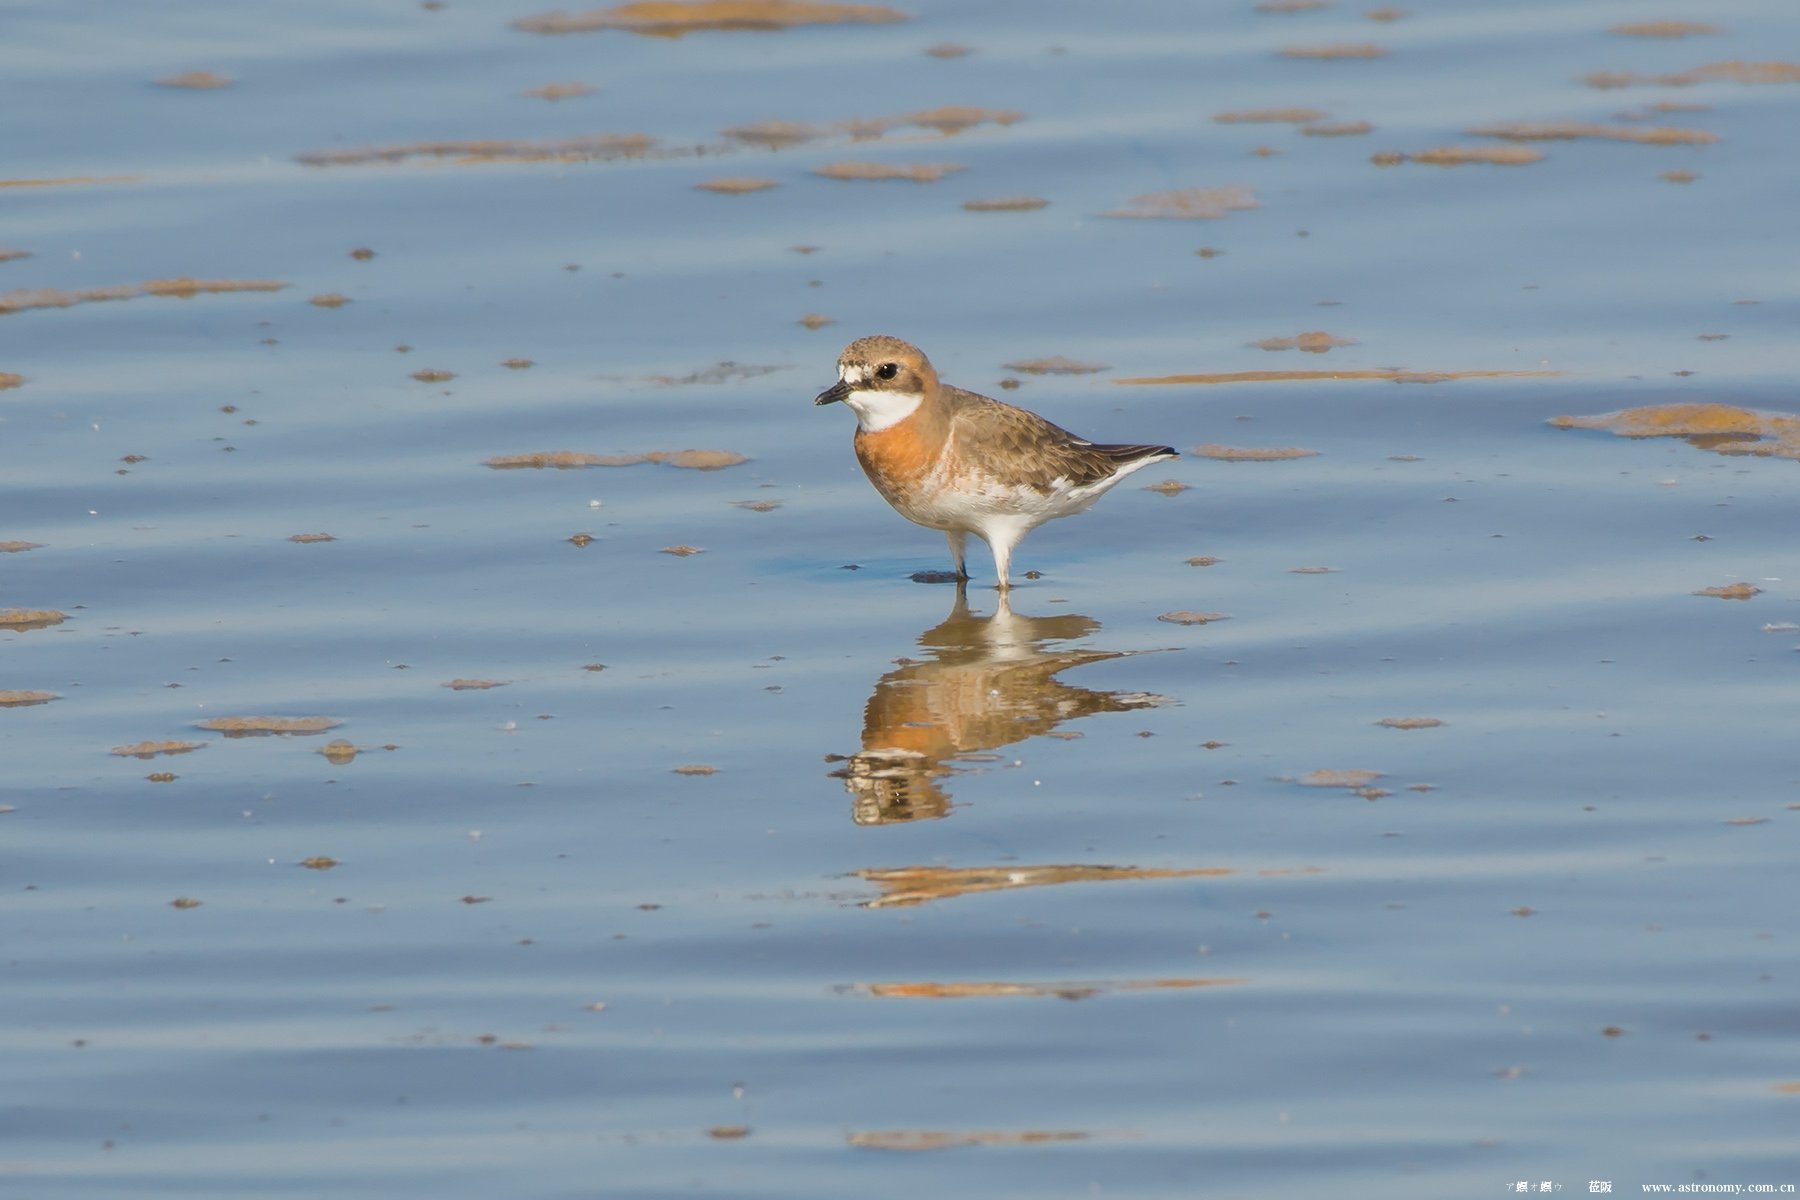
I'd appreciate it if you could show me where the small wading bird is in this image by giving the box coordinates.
[815,335,1177,589]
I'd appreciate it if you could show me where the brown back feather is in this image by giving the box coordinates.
[940,387,1175,490]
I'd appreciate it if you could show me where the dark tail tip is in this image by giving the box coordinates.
[1100,442,1179,464]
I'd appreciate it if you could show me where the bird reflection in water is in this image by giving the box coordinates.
[831,585,1168,825]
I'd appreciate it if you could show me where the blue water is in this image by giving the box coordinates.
[5,1,1799,1195]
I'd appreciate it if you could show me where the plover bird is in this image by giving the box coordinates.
[815,335,1177,589]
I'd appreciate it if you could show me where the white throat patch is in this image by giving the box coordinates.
[840,386,922,433]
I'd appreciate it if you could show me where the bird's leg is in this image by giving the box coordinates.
[989,530,1017,592]
[944,530,970,581]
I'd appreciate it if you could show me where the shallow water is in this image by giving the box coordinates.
[5,1,1800,1195]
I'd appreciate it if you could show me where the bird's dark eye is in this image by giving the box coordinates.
[876,362,899,381]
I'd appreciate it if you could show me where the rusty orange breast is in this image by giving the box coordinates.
[854,414,943,505]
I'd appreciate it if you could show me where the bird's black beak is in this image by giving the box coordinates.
[814,378,851,406]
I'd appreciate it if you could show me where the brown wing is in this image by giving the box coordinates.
[941,387,1175,490]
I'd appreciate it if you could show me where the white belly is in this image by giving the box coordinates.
[901,453,1163,539]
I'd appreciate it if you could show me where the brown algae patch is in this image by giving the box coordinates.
[799,313,835,329]
[320,740,359,764]
[849,1131,1093,1151]
[0,176,139,190]
[411,369,455,382]
[0,608,67,629]
[1281,43,1387,59]
[1,278,288,316]
[1252,331,1356,353]
[1469,120,1718,146]
[288,533,336,543]
[1213,108,1327,124]
[1301,120,1375,136]
[444,679,508,690]
[0,373,23,389]
[924,42,972,57]
[1662,169,1700,183]
[1142,480,1189,495]
[1677,61,1800,84]
[1581,71,1638,89]
[1192,444,1319,460]
[661,545,705,556]
[673,763,718,774]
[156,70,234,89]
[309,293,350,307]
[855,864,1233,908]
[1549,404,1800,461]
[513,2,910,36]
[814,162,963,182]
[656,449,749,469]
[296,133,655,167]
[1003,356,1108,375]
[1157,611,1230,625]
[962,196,1049,212]
[1105,186,1256,219]
[1255,0,1332,10]
[1377,716,1445,729]
[1119,368,1559,385]
[111,740,206,759]
[733,499,783,511]
[485,449,748,469]
[902,106,1024,135]
[523,82,597,100]
[772,107,1004,141]
[695,177,780,193]
[1611,21,1721,38]
[0,690,59,707]
[862,977,1245,1000]
[1695,583,1762,600]
[487,451,639,468]
[143,278,287,297]
[1299,768,1382,788]
[720,119,823,148]
[197,716,342,737]
[2,282,238,315]
[1387,145,1545,166]
[1584,62,1800,88]
[0,248,28,262]
[1366,7,1409,19]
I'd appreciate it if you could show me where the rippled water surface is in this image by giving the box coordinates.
[6,1,1800,1195]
